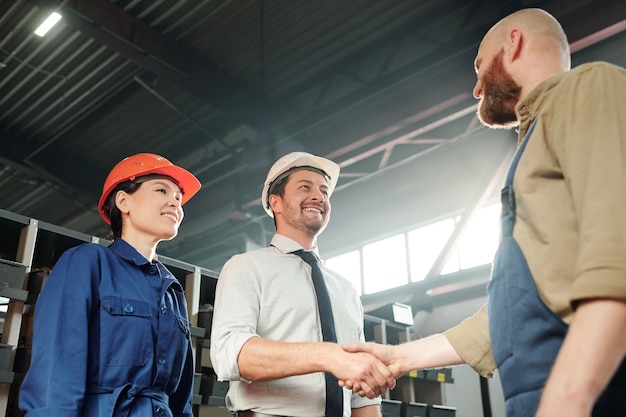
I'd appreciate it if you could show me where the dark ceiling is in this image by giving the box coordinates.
[1,0,625,281]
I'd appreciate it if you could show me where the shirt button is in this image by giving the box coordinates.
[124,304,134,313]
[160,306,167,314]
[155,406,164,415]
[158,358,166,365]
[148,265,158,274]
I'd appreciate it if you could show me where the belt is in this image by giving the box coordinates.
[87,384,169,417]
[236,411,286,417]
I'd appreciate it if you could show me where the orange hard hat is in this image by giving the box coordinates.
[98,153,201,224]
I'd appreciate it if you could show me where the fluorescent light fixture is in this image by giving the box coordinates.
[34,12,62,37]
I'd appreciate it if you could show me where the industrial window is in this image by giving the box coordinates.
[326,250,362,296]
[408,218,456,282]
[362,235,408,294]
[326,203,500,296]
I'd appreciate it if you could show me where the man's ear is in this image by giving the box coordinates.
[268,194,282,216]
[507,28,523,63]
[115,191,131,215]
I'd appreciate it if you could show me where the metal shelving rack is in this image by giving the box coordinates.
[0,210,34,417]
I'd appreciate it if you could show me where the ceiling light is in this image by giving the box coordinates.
[34,12,62,37]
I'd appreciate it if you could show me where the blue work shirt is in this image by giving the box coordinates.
[20,238,194,417]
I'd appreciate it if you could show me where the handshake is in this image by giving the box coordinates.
[334,334,460,399]
[334,342,402,399]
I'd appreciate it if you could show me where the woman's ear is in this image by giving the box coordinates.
[115,190,131,215]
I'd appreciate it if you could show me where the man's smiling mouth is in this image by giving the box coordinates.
[303,207,322,214]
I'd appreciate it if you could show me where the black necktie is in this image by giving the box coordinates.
[292,250,343,417]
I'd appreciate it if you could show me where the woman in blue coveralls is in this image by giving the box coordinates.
[19,153,201,417]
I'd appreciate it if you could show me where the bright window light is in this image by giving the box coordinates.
[362,234,408,294]
[326,250,362,295]
[328,203,502,296]
[35,12,62,37]
[455,203,500,269]
[408,218,456,281]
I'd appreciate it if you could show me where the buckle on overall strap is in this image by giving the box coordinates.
[501,185,516,219]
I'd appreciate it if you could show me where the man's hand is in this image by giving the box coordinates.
[340,335,465,397]
[340,342,398,396]
[343,343,399,373]
[328,347,396,399]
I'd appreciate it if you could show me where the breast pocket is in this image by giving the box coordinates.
[101,296,153,366]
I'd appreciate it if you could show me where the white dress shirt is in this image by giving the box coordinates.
[210,234,380,416]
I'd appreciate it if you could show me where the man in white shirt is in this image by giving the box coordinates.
[210,152,395,417]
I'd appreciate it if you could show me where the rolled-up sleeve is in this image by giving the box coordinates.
[548,64,626,307]
[443,303,495,378]
[210,255,260,381]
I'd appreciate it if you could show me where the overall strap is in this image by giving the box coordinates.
[501,119,539,228]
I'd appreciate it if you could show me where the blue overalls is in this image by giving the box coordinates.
[487,120,626,416]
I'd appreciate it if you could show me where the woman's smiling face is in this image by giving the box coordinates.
[119,178,184,242]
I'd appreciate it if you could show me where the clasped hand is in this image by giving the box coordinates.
[338,342,399,398]
[332,343,397,399]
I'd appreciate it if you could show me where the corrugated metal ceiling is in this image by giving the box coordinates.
[1,0,625,298]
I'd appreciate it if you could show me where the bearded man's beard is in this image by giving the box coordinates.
[283,203,328,237]
[477,49,522,129]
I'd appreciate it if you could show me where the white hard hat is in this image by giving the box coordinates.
[262,151,340,217]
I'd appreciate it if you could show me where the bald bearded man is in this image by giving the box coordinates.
[343,8,626,417]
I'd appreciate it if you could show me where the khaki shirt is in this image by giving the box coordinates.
[445,62,626,377]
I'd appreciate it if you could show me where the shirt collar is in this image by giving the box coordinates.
[270,233,321,257]
[516,71,566,143]
[109,238,152,267]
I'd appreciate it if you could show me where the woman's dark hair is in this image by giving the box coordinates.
[104,179,143,240]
